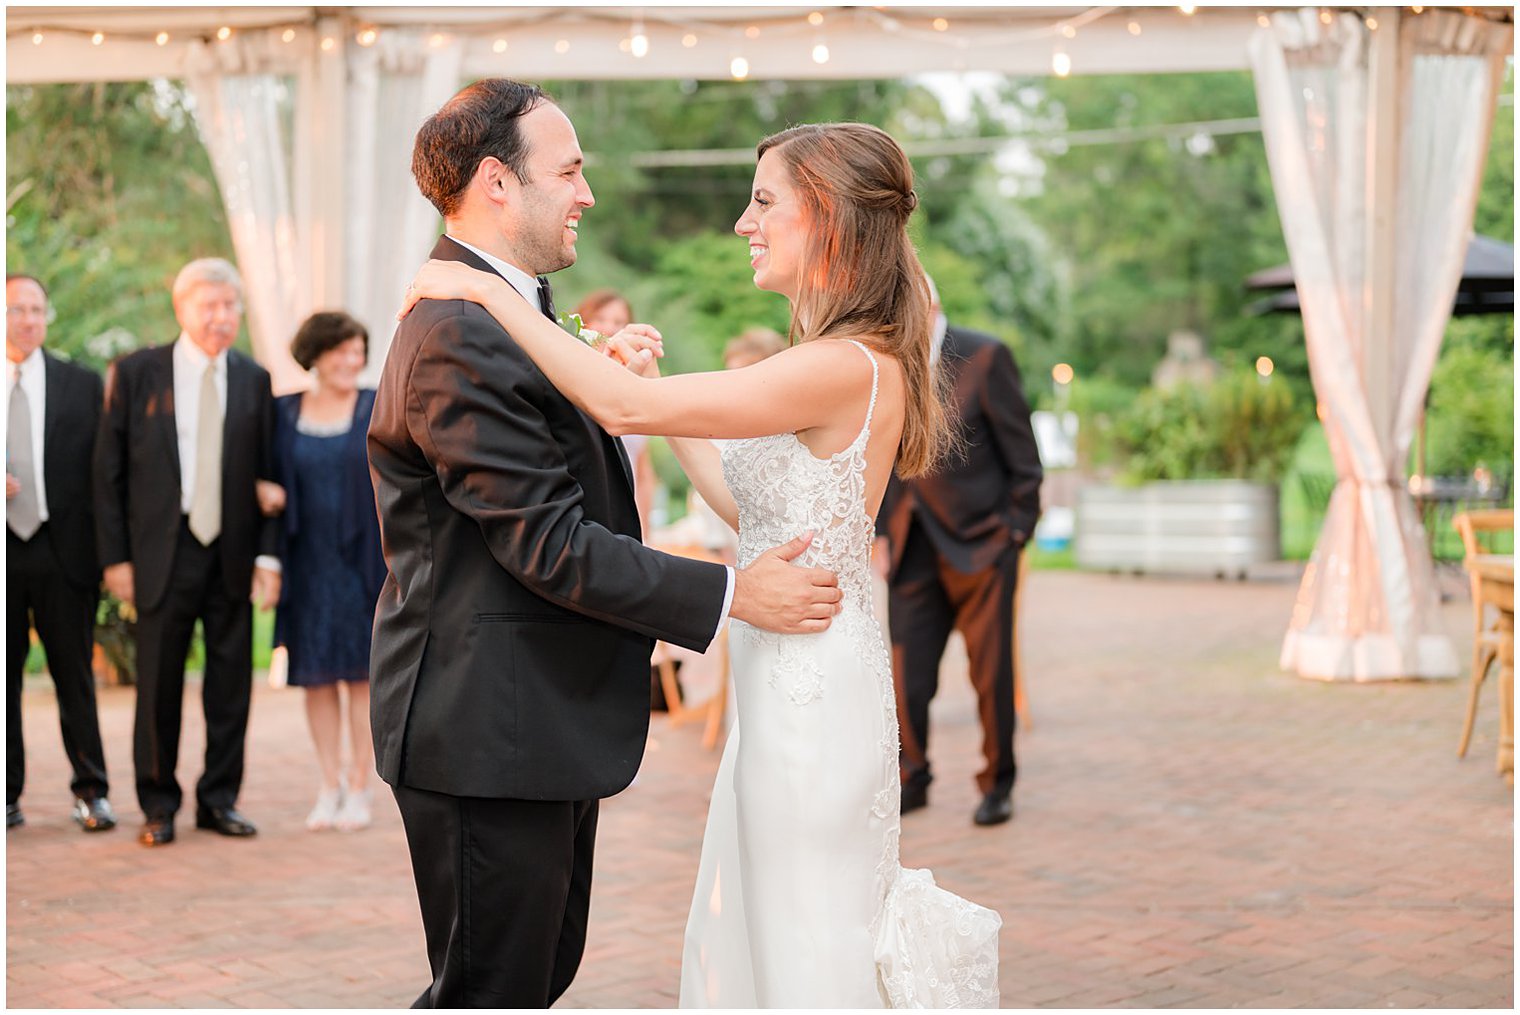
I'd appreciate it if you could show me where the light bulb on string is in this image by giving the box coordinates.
[555,39,570,54]
[619,36,631,52]
[155,31,170,45]
[1410,4,1424,12]
[730,55,749,79]
[808,11,824,27]
[812,42,829,64]
[1179,5,1197,15]
[1256,13,1271,27]
[91,31,104,45]
[1128,20,1142,35]
[1366,16,1379,29]
[429,32,448,49]
[1052,50,1071,77]
[357,27,378,47]
[216,26,232,42]
[682,33,698,47]
[493,37,508,53]
[932,17,949,31]
[745,25,760,39]
[1061,24,1076,39]
[281,28,296,43]
[1318,9,1333,24]
[320,36,336,52]
[31,31,43,45]
[631,30,649,57]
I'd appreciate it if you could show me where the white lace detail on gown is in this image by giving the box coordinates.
[714,339,1002,1009]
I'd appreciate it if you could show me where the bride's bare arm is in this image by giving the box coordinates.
[400,260,872,443]
[666,437,739,532]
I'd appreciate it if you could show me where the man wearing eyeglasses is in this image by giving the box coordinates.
[6,273,115,833]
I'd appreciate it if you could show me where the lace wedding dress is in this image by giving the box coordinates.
[679,341,1001,1008]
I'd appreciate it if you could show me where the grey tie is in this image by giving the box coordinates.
[188,363,222,545]
[7,368,41,540]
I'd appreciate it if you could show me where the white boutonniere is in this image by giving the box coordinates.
[556,311,607,351]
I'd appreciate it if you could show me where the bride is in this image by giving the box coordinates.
[402,121,1001,1008]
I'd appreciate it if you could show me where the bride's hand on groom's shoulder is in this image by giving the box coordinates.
[397,259,496,319]
[603,324,664,377]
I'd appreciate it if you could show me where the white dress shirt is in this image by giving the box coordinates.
[7,348,49,524]
[444,235,736,635]
[172,334,280,573]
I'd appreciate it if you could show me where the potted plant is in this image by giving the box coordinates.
[1075,368,1306,578]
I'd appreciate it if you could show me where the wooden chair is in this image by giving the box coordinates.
[650,543,730,750]
[1453,509,1514,757]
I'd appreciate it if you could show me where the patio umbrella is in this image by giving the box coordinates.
[1245,233,1515,316]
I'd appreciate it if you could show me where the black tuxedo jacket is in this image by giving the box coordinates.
[367,236,728,803]
[28,351,104,589]
[880,325,1043,579]
[93,343,279,613]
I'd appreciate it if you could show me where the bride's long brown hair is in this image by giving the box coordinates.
[756,122,951,478]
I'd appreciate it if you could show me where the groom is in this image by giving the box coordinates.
[370,78,842,1008]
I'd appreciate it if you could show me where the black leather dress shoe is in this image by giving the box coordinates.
[139,817,175,846]
[6,803,23,829]
[73,797,117,832]
[900,782,929,815]
[973,792,1013,827]
[195,806,258,837]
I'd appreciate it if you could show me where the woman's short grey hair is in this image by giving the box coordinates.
[172,257,244,304]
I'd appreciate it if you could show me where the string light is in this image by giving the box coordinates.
[1052,363,1075,385]
[932,17,949,31]
[30,31,43,45]
[357,27,378,47]
[618,36,631,52]
[808,11,824,27]
[812,42,829,64]
[730,55,749,79]
[1128,20,1143,35]
[1318,9,1333,24]
[745,25,760,39]
[1411,4,1424,11]
[554,38,570,54]
[320,36,336,52]
[492,37,508,53]
[281,28,296,43]
[682,33,698,47]
[630,19,649,58]
[429,32,447,48]
[1255,356,1275,378]
[1256,13,1271,27]
[155,31,169,45]
[1179,5,1197,15]
[1061,24,1077,38]
[1366,16,1379,29]
[91,32,104,45]
[1052,51,1072,77]
[215,26,232,41]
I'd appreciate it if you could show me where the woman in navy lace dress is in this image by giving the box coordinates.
[268,312,386,831]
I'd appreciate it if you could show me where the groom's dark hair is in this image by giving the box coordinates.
[412,78,552,217]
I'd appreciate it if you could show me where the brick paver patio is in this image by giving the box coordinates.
[6,569,1513,1007]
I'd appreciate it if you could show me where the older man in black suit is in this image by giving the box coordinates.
[6,274,114,833]
[95,257,281,847]
[877,282,1043,828]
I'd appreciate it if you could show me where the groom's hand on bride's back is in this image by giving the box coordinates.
[729,531,843,635]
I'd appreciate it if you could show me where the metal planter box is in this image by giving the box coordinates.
[1075,480,1281,578]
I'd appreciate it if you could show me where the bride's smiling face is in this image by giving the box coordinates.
[735,150,806,300]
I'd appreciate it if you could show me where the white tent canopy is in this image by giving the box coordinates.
[9,6,1273,83]
[6,5,1515,683]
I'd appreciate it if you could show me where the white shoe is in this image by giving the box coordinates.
[306,787,344,831]
[334,788,372,832]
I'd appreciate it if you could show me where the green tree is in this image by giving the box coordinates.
[7,81,237,369]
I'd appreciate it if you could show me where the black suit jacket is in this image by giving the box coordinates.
[25,352,104,590]
[880,325,1043,578]
[368,236,728,803]
[94,343,279,613]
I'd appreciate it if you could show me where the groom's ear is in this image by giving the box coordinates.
[474,156,517,209]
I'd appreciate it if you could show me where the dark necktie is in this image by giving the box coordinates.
[536,276,556,322]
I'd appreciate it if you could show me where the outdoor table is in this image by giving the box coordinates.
[1466,553,1514,781]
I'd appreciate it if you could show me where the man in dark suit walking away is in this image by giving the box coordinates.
[6,274,115,833]
[371,79,841,1008]
[95,257,282,847]
[877,281,1043,828]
